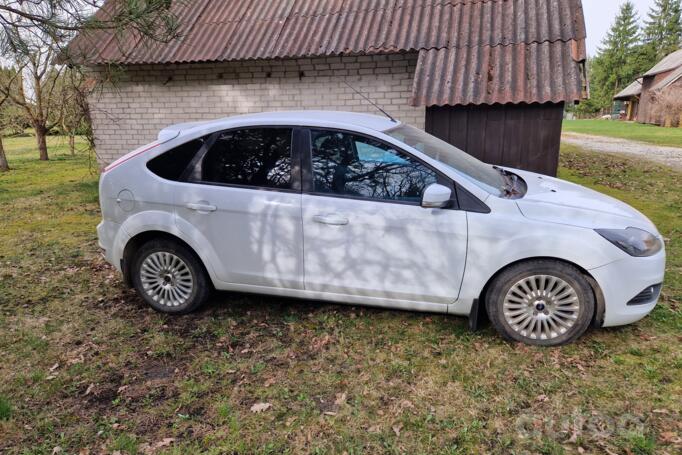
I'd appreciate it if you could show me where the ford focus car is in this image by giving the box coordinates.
[97,111,665,346]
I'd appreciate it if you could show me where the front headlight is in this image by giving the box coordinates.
[595,227,663,257]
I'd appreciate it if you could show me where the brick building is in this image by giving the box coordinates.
[69,0,587,175]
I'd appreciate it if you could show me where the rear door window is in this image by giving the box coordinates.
[199,128,293,189]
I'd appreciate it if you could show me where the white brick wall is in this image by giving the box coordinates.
[87,53,424,164]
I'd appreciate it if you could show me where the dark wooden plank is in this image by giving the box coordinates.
[425,102,562,176]
[448,108,469,150]
[483,104,506,165]
[465,108,489,162]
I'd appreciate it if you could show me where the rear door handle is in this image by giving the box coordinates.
[186,202,217,212]
[313,214,349,225]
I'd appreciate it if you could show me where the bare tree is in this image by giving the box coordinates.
[0,92,9,172]
[0,1,181,161]
[0,49,67,160]
[59,67,90,155]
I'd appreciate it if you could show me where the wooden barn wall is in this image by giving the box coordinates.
[638,69,674,125]
[425,102,565,176]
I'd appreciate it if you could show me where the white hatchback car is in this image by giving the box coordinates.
[98,111,665,346]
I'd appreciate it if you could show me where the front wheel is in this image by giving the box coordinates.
[131,239,211,314]
[485,260,595,346]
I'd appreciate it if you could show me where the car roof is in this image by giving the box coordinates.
[158,111,400,142]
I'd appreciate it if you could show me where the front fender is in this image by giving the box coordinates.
[450,211,626,315]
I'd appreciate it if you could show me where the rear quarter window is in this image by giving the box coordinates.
[146,138,205,181]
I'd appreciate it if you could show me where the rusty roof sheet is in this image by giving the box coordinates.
[69,0,586,63]
[411,40,584,106]
[67,0,587,106]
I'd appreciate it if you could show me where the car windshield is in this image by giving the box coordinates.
[385,124,507,195]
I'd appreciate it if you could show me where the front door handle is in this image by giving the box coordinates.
[313,214,349,225]
[186,202,217,212]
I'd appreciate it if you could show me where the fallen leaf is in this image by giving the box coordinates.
[334,393,347,406]
[323,411,337,416]
[51,447,62,455]
[84,384,95,396]
[392,423,402,437]
[142,437,175,454]
[659,432,681,444]
[49,363,59,372]
[399,399,414,410]
[250,402,272,413]
[536,394,549,403]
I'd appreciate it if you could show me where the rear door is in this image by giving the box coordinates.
[300,128,468,304]
[174,127,304,289]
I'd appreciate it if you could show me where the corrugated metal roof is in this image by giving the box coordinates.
[613,79,642,100]
[644,48,682,77]
[70,0,586,63]
[67,0,587,106]
[412,40,584,106]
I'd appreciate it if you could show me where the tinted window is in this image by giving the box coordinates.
[147,139,205,181]
[311,130,438,202]
[200,128,292,189]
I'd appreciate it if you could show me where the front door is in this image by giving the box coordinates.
[301,129,467,304]
[175,127,304,289]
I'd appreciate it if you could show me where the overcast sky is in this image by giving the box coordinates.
[584,0,658,56]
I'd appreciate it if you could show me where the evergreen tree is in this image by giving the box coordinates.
[589,1,643,111]
[643,0,682,61]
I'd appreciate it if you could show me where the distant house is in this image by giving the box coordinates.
[68,0,587,176]
[613,79,642,121]
[614,49,682,125]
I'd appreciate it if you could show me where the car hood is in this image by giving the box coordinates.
[509,168,658,234]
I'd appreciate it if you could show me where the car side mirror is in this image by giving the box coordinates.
[421,183,452,208]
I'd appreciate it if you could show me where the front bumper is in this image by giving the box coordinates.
[589,249,666,327]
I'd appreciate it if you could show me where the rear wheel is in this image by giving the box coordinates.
[132,239,210,314]
[485,260,594,346]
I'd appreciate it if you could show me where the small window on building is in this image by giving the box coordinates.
[147,138,205,181]
[200,128,292,189]
[310,129,438,202]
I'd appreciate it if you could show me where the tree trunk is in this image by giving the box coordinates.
[0,136,9,172]
[69,134,75,155]
[35,123,49,161]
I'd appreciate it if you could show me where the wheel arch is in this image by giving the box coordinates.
[121,230,213,290]
[472,256,605,330]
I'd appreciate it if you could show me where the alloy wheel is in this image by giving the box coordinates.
[139,252,194,307]
[502,274,581,340]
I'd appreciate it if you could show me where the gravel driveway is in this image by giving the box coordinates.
[561,132,682,170]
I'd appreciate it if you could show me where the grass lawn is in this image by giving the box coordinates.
[562,119,682,148]
[0,137,680,454]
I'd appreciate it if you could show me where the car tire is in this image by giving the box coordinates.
[131,239,211,314]
[485,260,595,346]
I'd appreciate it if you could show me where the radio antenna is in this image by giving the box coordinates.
[344,81,397,123]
